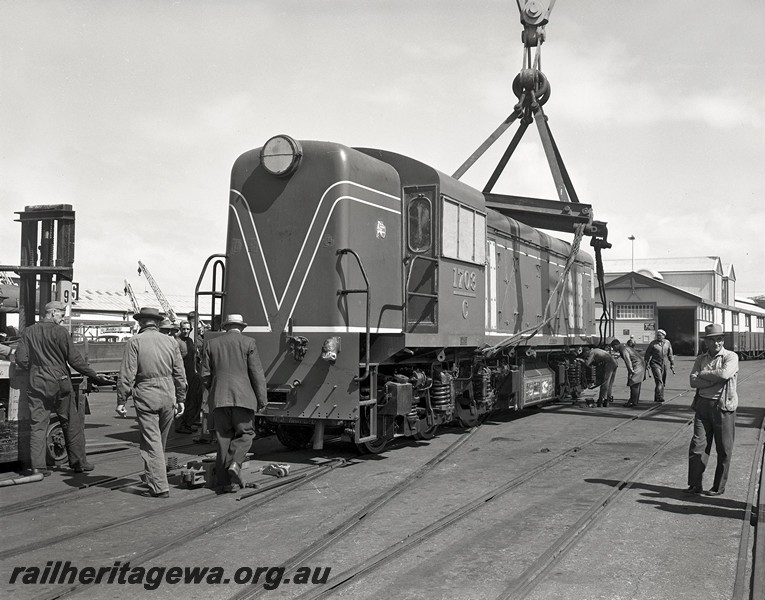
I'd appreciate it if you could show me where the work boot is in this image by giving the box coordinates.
[73,462,95,473]
[227,462,244,487]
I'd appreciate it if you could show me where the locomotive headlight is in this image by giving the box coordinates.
[260,134,302,177]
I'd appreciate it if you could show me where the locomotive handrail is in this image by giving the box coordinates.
[405,254,439,300]
[194,253,227,331]
[336,248,371,383]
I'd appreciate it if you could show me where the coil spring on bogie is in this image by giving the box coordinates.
[472,367,492,404]
[566,362,581,386]
[430,380,452,412]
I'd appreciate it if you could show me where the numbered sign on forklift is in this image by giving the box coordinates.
[57,280,73,305]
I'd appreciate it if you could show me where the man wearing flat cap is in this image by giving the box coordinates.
[117,307,187,498]
[686,323,739,495]
[644,328,675,403]
[200,313,268,492]
[15,301,113,476]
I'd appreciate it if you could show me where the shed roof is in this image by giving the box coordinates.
[73,289,195,315]
[603,256,723,275]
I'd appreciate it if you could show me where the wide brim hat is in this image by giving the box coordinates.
[703,323,725,338]
[159,318,179,331]
[133,307,165,321]
[221,313,247,328]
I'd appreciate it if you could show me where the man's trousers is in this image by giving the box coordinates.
[28,379,87,470]
[688,397,736,492]
[213,406,255,486]
[135,404,174,495]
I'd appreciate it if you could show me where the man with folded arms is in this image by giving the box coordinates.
[686,323,738,496]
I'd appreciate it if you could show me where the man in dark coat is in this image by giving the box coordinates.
[175,320,204,435]
[200,313,268,492]
[15,301,111,475]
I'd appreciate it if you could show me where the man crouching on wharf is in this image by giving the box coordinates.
[200,314,268,493]
[686,323,738,496]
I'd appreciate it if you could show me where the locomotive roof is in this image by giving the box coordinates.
[355,147,486,212]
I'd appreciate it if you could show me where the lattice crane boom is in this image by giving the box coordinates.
[137,261,177,323]
[123,279,140,314]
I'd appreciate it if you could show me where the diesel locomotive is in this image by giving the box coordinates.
[196,134,611,452]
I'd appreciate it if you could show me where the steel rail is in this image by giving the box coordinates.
[2,460,343,565]
[228,422,486,600]
[31,460,345,600]
[497,420,692,599]
[0,439,211,518]
[733,407,765,599]
[291,389,699,600]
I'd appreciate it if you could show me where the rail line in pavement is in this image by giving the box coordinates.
[286,367,765,600]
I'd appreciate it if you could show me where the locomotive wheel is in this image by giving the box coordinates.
[414,419,438,441]
[355,436,389,454]
[46,421,68,466]
[455,404,480,428]
[274,424,314,450]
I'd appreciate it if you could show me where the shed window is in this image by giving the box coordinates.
[615,303,654,320]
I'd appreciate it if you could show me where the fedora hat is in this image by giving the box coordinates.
[704,323,725,338]
[222,313,247,329]
[133,307,165,321]
[159,318,179,331]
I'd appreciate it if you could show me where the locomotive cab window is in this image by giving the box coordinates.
[407,194,432,253]
[442,197,486,265]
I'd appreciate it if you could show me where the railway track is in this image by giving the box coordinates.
[190,367,762,600]
[288,396,696,600]
[6,364,764,600]
[0,439,214,518]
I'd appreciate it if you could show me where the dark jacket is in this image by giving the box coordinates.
[15,320,100,396]
[200,330,268,412]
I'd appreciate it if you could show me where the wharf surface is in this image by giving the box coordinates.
[1,355,764,600]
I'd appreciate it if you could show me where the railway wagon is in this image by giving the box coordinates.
[198,135,601,452]
[701,331,765,360]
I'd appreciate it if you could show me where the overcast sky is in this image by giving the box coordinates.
[1,0,764,301]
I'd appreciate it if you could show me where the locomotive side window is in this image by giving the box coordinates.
[407,194,432,253]
[442,197,486,265]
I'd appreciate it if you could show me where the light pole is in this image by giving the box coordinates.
[628,235,636,272]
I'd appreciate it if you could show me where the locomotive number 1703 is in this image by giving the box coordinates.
[452,267,478,292]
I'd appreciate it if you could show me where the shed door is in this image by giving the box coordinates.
[404,186,438,333]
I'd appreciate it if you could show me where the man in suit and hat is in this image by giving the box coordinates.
[117,307,187,497]
[686,323,738,495]
[15,301,113,476]
[644,328,675,403]
[200,313,268,492]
